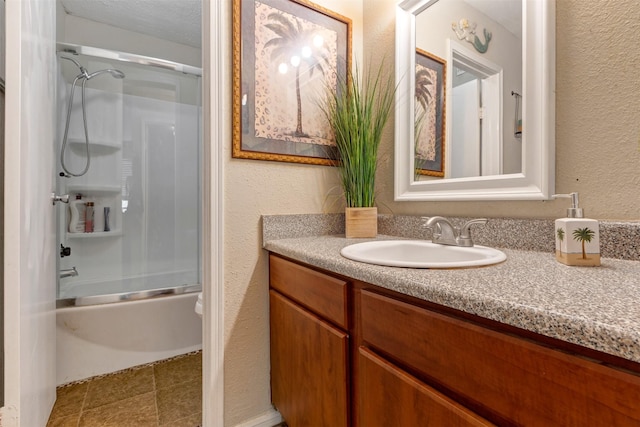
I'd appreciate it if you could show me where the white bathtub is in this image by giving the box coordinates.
[56,292,202,385]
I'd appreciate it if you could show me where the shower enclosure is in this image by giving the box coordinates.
[56,43,202,306]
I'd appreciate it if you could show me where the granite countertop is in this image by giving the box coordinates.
[264,234,640,364]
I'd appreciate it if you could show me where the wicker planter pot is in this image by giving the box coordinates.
[345,207,378,238]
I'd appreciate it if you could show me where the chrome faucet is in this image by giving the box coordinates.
[59,267,78,279]
[423,216,458,246]
[422,216,488,247]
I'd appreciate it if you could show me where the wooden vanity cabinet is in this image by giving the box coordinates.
[269,255,350,427]
[269,254,640,426]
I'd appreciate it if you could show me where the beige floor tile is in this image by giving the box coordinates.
[156,378,202,425]
[154,352,202,389]
[83,367,154,410]
[49,382,89,419]
[159,412,202,427]
[47,414,81,427]
[78,392,158,427]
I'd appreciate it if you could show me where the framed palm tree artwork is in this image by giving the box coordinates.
[415,48,446,177]
[232,0,352,165]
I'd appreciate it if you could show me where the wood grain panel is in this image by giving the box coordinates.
[270,254,348,328]
[360,290,640,426]
[270,290,349,427]
[358,347,494,426]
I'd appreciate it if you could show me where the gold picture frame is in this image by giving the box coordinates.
[415,48,446,177]
[232,0,352,165]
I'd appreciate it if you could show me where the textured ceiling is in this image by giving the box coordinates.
[60,0,202,48]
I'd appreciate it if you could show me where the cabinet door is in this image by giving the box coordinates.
[358,347,494,427]
[270,290,349,427]
[360,290,640,426]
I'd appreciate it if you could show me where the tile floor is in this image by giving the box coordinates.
[47,351,202,427]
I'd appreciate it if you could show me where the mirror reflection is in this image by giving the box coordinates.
[414,0,522,180]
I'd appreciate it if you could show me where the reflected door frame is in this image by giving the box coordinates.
[446,39,503,179]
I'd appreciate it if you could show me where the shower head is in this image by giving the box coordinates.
[86,69,126,80]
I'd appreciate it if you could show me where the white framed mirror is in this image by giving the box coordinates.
[394,0,555,201]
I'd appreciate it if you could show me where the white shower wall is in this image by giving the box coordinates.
[58,76,201,299]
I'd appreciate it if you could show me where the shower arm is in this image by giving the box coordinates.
[60,56,89,79]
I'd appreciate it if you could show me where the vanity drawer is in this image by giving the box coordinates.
[360,289,640,426]
[269,255,348,329]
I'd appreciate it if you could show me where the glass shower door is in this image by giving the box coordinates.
[56,50,201,304]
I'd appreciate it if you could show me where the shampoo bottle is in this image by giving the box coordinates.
[552,192,600,266]
[85,202,95,233]
[68,194,85,233]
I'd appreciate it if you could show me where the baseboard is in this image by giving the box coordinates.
[0,405,18,427]
[234,408,283,427]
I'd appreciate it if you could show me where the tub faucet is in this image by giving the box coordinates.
[422,216,488,247]
[59,267,78,279]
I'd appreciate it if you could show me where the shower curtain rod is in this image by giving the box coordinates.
[56,42,202,77]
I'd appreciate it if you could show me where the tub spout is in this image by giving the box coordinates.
[60,267,78,279]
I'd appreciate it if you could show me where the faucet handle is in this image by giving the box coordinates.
[421,217,439,239]
[51,193,70,205]
[457,218,488,246]
[460,218,488,237]
[422,216,452,228]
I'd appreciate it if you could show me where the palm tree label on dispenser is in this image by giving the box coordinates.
[553,193,601,266]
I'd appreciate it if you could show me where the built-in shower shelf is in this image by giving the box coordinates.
[67,230,123,239]
[69,139,121,155]
[64,185,122,237]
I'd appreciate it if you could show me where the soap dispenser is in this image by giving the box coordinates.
[552,192,600,266]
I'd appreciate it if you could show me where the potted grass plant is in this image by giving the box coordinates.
[320,62,395,238]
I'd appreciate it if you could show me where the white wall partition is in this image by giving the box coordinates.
[3,0,58,424]
[0,0,6,410]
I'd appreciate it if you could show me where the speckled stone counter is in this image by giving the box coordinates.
[263,216,640,364]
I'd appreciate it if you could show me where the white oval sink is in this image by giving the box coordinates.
[340,240,506,269]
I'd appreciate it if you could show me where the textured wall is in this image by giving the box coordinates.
[224,0,640,424]
[553,0,640,220]
[223,1,363,425]
[367,0,640,220]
